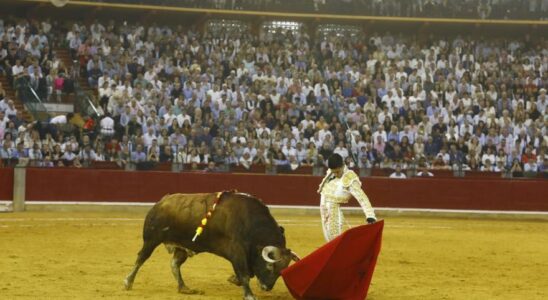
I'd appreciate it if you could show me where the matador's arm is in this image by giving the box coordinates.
[343,171,376,220]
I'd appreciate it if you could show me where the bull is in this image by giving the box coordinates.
[124,192,299,300]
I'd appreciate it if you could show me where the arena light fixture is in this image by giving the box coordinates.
[51,0,69,7]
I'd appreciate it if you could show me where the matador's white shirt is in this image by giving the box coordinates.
[318,167,376,219]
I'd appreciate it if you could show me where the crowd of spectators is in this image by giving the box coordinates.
[0,17,77,106]
[0,16,547,177]
[92,0,548,20]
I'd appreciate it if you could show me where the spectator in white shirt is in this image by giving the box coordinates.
[11,59,24,79]
[333,141,349,160]
[142,127,157,148]
[239,151,253,169]
[372,125,387,143]
[100,114,114,137]
[524,160,538,173]
[416,166,434,177]
[389,165,407,179]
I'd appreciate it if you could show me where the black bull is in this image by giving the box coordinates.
[124,192,299,300]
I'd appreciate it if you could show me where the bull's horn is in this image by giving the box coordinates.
[262,246,282,263]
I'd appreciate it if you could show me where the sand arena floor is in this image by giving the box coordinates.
[0,211,547,300]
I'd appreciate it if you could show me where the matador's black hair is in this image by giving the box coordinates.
[327,153,344,169]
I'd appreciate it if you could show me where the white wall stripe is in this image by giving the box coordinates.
[1,201,547,216]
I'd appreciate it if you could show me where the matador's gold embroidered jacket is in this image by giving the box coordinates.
[318,167,376,219]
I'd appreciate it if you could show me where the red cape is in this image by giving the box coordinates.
[281,220,384,300]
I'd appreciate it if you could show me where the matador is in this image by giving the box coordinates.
[317,154,377,241]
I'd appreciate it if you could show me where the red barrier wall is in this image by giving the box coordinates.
[25,168,548,211]
[0,168,13,200]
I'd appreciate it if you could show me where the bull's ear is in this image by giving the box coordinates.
[279,226,285,235]
[285,248,301,262]
[291,252,301,262]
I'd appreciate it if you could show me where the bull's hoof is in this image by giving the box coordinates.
[227,274,242,286]
[243,294,257,300]
[123,278,133,290]
[178,286,204,295]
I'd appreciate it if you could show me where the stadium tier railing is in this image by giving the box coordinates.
[18,0,548,25]
[74,81,103,120]
[15,77,51,123]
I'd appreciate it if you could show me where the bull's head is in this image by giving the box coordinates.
[254,245,300,291]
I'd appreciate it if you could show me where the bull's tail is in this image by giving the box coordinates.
[125,205,164,291]
[142,194,174,242]
[142,207,160,242]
